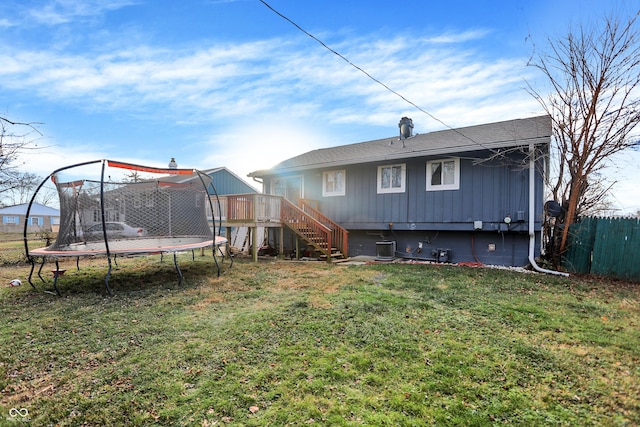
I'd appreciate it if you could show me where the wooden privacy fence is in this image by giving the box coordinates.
[563,216,640,282]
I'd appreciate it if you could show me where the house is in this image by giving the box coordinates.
[0,202,60,234]
[155,166,258,196]
[157,166,260,250]
[246,115,552,266]
[32,163,257,250]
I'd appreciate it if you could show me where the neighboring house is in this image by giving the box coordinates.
[0,202,60,234]
[43,165,258,248]
[156,166,258,196]
[158,166,260,249]
[247,115,552,266]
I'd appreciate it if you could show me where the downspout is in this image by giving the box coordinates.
[252,176,264,193]
[528,143,569,277]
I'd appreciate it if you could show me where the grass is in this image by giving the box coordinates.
[0,255,639,426]
[0,234,49,265]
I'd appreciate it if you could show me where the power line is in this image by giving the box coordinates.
[258,0,498,153]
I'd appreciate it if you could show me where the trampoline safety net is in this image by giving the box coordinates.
[33,159,220,254]
[24,159,228,296]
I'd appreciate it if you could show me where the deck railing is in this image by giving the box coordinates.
[213,194,281,224]
[212,193,348,258]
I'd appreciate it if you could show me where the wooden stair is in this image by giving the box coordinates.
[281,198,348,261]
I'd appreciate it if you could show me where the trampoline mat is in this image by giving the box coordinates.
[30,236,228,257]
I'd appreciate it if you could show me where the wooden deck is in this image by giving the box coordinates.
[210,194,348,261]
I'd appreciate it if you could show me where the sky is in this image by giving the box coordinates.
[1,0,639,214]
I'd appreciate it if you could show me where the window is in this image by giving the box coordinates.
[271,178,287,197]
[377,164,405,194]
[51,217,60,225]
[322,170,345,197]
[143,192,155,207]
[271,176,303,202]
[427,158,460,191]
[135,191,155,208]
[3,216,19,224]
[29,217,44,226]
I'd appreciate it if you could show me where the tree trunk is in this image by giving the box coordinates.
[558,179,582,259]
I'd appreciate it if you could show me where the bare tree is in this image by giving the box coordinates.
[122,170,148,183]
[527,12,640,266]
[0,116,43,206]
[5,171,40,205]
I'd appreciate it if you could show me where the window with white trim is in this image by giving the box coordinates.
[377,164,405,194]
[3,216,19,224]
[28,217,44,226]
[134,191,155,208]
[322,170,345,197]
[426,158,460,191]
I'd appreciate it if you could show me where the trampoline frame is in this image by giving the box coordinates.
[23,159,232,295]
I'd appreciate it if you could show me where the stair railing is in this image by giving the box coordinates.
[299,200,348,258]
[281,198,333,259]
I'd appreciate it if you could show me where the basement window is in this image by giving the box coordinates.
[427,158,460,191]
[377,164,405,194]
[322,170,345,197]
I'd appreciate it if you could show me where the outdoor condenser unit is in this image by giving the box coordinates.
[376,241,396,261]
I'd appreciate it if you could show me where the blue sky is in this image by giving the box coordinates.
[1,0,639,213]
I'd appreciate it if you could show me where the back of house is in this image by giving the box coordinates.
[248,115,552,266]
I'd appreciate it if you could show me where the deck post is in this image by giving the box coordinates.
[279,227,284,257]
[252,226,259,262]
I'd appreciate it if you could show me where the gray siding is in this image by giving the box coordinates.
[264,148,547,266]
[277,150,544,232]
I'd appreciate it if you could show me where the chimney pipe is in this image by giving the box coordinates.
[398,117,413,140]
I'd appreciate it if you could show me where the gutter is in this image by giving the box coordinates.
[528,143,569,277]
[252,176,264,192]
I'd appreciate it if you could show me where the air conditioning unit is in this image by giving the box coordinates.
[376,241,396,261]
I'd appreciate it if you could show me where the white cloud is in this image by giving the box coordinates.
[0,30,539,129]
[424,29,492,44]
[27,0,138,25]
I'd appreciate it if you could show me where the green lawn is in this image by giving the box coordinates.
[1,256,638,426]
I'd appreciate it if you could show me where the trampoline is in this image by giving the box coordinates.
[24,159,231,295]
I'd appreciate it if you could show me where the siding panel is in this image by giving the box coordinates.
[282,150,543,232]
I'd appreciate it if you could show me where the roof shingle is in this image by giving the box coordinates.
[249,115,551,176]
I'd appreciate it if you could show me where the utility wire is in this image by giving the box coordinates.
[258,0,499,153]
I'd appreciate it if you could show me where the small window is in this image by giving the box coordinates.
[271,178,286,197]
[29,217,44,226]
[322,170,346,197]
[3,216,19,224]
[51,217,60,225]
[377,164,405,194]
[143,192,155,208]
[427,158,460,191]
